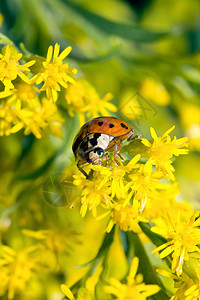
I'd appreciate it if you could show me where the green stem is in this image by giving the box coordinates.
[127,231,170,300]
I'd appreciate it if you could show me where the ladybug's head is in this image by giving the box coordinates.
[86,147,104,165]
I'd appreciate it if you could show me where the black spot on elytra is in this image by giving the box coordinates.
[109,123,114,128]
[98,121,103,126]
[90,133,101,147]
[120,123,128,130]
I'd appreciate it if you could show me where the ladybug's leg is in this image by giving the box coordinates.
[77,160,88,178]
[113,141,123,165]
[117,152,124,162]
[127,133,142,141]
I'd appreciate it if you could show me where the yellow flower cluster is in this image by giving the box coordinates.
[0,44,117,138]
[68,126,200,299]
[0,226,80,299]
[72,126,188,226]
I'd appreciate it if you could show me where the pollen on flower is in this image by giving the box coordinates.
[31,43,77,102]
[0,45,35,91]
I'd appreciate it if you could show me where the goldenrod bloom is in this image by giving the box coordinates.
[65,79,117,125]
[61,284,92,300]
[141,126,189,181]
[91,154,141,200]
[32,43,77,102]
[140,77,170,106]
[22,227,80,270]
[0,45,35,91]
[157,268,200,300]
[0,245,41,299]
[152,210,200,275]
[0,88,64,138]
[127,164,163,210]
[104,257,160,299]
[73,172,112,217]
[103,202,148,233]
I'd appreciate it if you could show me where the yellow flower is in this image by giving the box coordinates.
[144,183,194,220]
[127,164,163,211]
[65,79,117,125]
[61,284,75,300]
[91,154,141,201]
[0,45,35,91]
[61,284,93,300]
[157,268,200,300]
[104,202,148,233]
[72,171,112,217]
[152,210,200,275]
[32,43,77,102]
[140,77,170,106]
[104,257,160,299]
[141,126,189,181]
[0,245,41,299]
[186,124,200,151]
[0,86,64,138]
[65,79,86,125]
[184,267,200,300]
[22,227,80,270]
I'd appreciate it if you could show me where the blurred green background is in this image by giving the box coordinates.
[0,0,200,299]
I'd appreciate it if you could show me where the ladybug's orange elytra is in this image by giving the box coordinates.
[72,116,139,177]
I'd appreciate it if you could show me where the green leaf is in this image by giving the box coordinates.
[66,2,169,43]
[76,226,115,268]
[139,222,172,269]
[0,33,16,47]
[127,231,170,300]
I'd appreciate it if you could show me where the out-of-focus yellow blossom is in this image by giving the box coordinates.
[140,77,170,106]
[104,257,160,299]
[157,268,200,300]
[186,124,200,151]
[0,86,64,138]
[152,210,200,275]
[180,104,200,128]
[31,43,77,102]
[104,202,149,233]
[144,183,194,220]
[0,245,42,299]
[0,14,3,27]
[141,126,189,181]
[0,45,35,91]
[65,79,117,125]
[61,284,93,300]
[22,227,80,270]
[119,89,143,121]
[179,104,200,151]
[65,79,87,125]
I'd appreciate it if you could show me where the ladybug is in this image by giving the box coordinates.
[72,116,139,177]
